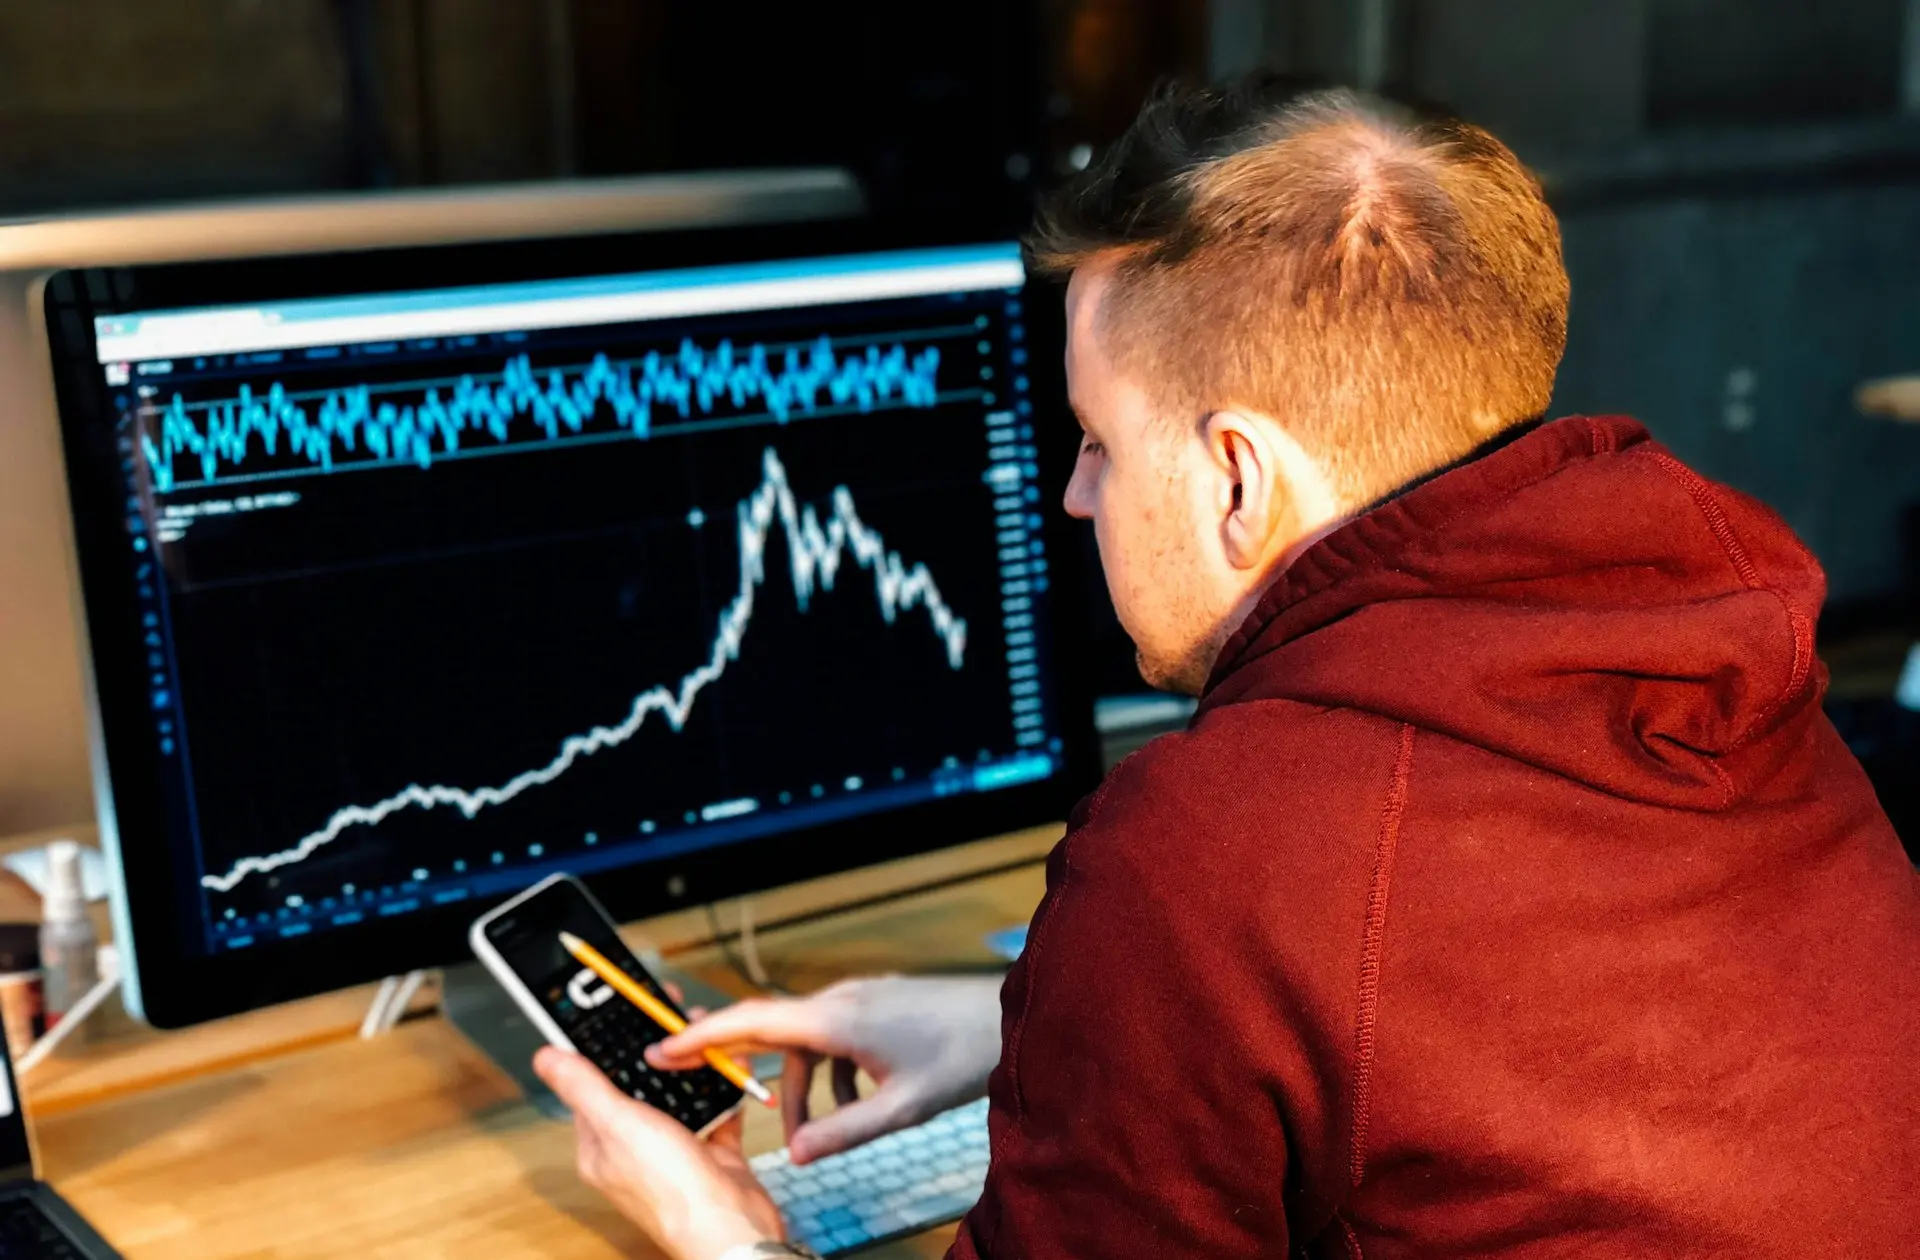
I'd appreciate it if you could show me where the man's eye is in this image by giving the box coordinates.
[1079,437,1104,456]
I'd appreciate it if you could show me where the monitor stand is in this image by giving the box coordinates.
[439,960,568,1118]
[438,955,745,1120]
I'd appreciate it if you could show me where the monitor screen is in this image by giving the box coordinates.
[45,225,1096,1025]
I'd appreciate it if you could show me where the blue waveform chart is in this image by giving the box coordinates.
[198,445,970,894]
[141,335,948,492]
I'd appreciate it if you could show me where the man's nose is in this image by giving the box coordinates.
[1062,472,1094,521]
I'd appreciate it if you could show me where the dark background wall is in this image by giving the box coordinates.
[1551,183,1920,615]
[0,0,1203,231]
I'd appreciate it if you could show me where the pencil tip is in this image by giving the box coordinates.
[558,930,583,949]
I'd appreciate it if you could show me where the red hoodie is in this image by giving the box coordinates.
[950,416,1920,1259]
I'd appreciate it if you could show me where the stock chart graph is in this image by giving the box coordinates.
[108,263,1059,949]
[199,445,970,894]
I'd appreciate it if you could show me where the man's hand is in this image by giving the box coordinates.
[534,1045,786,1260]
[645,975,1003,1164]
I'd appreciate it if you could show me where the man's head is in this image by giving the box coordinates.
[1033,76,1569,693]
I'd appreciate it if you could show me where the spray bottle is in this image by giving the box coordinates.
[39,841,99,1049]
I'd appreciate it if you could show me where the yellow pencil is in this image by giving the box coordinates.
[558,930,775,1108]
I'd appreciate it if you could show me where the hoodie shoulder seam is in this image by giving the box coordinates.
[1348,721,1417,1192]
[1644,451,1816,756]
[1646,452,1761,588]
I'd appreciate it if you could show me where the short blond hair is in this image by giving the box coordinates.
[1027,78,1569,507]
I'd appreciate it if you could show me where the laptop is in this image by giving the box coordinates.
[0,1036,119,1259]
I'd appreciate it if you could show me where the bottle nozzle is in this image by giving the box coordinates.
[43,839,88,924]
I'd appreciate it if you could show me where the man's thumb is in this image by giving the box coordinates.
[535,1046,621,1116]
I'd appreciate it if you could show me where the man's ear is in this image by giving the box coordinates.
[1203,409,1341,571]
[1204,410,1283,571]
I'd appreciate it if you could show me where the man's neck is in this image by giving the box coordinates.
[1361,415,1547,517]
[1196,415,1550,692]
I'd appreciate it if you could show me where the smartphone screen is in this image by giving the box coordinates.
[479,876,744,1132]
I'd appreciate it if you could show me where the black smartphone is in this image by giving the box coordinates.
[470,872,745,1135]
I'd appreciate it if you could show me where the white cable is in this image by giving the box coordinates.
[18,949,122,1075]
[359,975,400,1039]
[736,897,773,990]
[381,970,428,1032]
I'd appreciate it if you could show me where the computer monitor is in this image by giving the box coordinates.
[41,218,1099,1027]
[0,171,865,842]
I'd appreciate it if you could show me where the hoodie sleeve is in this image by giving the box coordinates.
[945,716,1384,1259]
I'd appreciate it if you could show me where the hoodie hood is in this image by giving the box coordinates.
[1201,416,1827,810]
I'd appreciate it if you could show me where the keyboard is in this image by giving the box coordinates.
[0,1193,81,1259]
[751,1097,991,1256]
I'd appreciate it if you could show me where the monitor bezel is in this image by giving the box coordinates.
[42,216,1101,1028]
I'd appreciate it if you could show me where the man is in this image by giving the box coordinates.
[534,78,1920,1259]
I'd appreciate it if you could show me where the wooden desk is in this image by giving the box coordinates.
[25,832,1056,1258]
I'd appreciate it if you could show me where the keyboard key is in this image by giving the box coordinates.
[925,1189,981,1219]
[0,1195,81,1259]
[817,1207,860,1231]
[865,1209,914,1235]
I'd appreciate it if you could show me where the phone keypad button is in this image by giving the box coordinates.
[562,989,733,1129]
